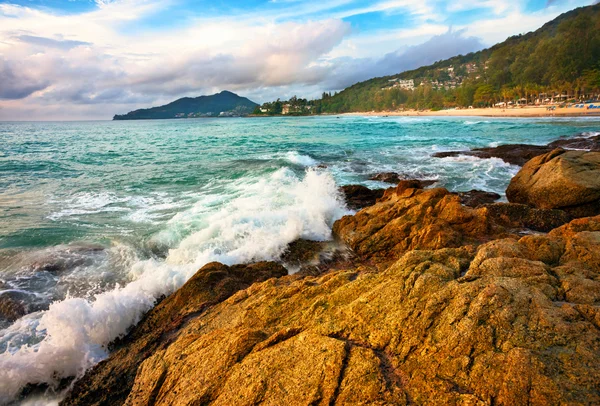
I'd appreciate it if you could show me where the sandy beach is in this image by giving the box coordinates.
[343,105,600,118]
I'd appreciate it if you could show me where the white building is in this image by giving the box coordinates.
[397,79,414,91]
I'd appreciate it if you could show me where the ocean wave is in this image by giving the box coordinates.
[0,168,348,403]
[463,120,491,125]
[47,192,186,224]
[283,151,318,167]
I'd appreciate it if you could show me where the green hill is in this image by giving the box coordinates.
[314,3,600,113]
[113,91,258,120]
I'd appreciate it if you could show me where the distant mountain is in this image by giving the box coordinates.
[113,91,258,120]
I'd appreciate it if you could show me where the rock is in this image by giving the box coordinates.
[433,134,600,166]
[456,190,501,207]
[339,185,385,210]
[548,134,600,151]
[482,203,570,232]
[368,172,437,186]
[434,144,554,166]
[68,214,600,406]
[0,294,26,322]
[333,186,505,264]
[369,172,402,183]
[281,239,358,276]
[61,261,287,406]
[506,149,600,218]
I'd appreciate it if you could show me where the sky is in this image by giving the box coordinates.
[0,0,597,120]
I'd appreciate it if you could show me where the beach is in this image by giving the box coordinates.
[344,105,600,118]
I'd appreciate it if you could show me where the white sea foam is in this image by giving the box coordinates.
[0,168,348,403]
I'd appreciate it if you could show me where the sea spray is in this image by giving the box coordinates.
[0,168,348,402]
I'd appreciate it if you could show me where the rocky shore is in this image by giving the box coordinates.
[59,141,600,405]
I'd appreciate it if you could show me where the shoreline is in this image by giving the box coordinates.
[342,105,600,118]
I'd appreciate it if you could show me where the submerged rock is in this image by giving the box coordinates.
[369,171,403,183]
[433,134,600,166]
[0,294,27,322]
[506,149,600,218]
[339,185,385,210]
[456,189,501,207]
[433,144,554,166]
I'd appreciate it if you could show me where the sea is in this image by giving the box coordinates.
[0,115,599,404]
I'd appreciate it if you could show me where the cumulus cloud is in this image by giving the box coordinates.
[322,29,485,90]
[0,58,50,100]
[0,0,595,119]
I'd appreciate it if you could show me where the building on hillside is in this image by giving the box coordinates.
[282,104,291,114]
[397,79,415,90]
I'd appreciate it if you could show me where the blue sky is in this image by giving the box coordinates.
[0,0,596,119]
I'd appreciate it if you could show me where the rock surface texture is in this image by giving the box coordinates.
[507,149,600,218]
[62,155,600,406]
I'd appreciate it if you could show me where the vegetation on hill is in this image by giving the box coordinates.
[257,4,600,114]
[113,91,258,120]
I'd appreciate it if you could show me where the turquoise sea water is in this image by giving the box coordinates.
[0,115,599,403]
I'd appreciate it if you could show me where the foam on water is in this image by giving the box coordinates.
[0,168,348,403]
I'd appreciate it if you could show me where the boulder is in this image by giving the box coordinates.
[339,185,385,210]
[506,149,600,218]
[333,186,505,264]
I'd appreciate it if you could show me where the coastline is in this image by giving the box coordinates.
[342,105,600,118]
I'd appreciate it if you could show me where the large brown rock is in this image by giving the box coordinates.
[506,149,600,217]
[61,261,287,406]
[332,185,504,264]
[67,215,600,406]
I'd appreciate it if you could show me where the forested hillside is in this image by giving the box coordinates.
[256,4,600,115]
[316,4,600,112]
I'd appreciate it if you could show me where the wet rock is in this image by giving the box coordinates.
[483,203,570,232]
[548,134,600,150]
[433,134,600,166]
[70,214,600,406]
[456,189,501,207]
[0,294,26,322]
[369,171,403,183]
[506,149,600,218]
[281,239,357,276]
[339,185,385,210]
[434,144,554,166]
[61,261,287,406]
